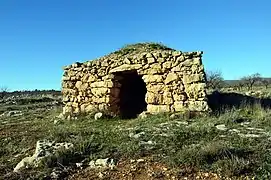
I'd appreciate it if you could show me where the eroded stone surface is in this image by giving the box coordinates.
[14,140,73,173]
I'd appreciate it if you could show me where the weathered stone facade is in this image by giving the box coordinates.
[61,44,209,119]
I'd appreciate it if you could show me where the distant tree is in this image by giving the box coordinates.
[0,86,9,99]
[206,70,224,90]
[231,81,244,91]
[260,78,271,89]
[240,73,261,90]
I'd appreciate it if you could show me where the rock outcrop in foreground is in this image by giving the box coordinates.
[61,43,210,119]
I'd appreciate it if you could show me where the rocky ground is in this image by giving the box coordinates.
[1,91,271,179]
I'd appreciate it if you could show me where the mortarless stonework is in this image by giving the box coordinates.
[61,44,210,119]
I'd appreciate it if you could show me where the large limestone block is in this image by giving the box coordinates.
[14,156,35,173]
[146,53,153,58]
[74,107,80,114]
[163,91,173,105]
[93,96,110,104]
[142,75,163,83]
[171,64,182,72]
[162,61,172,70]
[165,73,179,84]
[173,101,185,111]
[147,104,170,113]
[123,57,131,64]
[145,92,163,104]
[75,81,83,89]
[66,82,76,89]
[62,88,75,95]
[102,74,114,80]
[147,57,156,64]
[82,74,89,82]
[185,83,207,100]
[109,64,142,73]
[14,140,73,173]
[87,75,97,83]
[75,81,89,91]
[171,81,184,90]
[172,51,182,57]
[72,102,79,108]
[163,97,173,105]
[87,75,97,82]
[62,76,70,81]
[78,83,89,91]
[173,93,187,101]
[63,96,70,102]
[63,106,73,114]
[91,88,109,97]
[140,63,162,74]
[191,57,202,65]
[152,52,162,59]
[163,85,174,93]
[176,56,185,63]
[161,52,169,58]
[183,74,205,84]
[191,65,200,74]
[187,101,209,111]
[157,57,165,63]
[90,81,113,88]
[98,104,110,112]
[80,104,97,113]
[101,60,109,67]
[97,69,106,77]
[149,63,162,74]
[146,84,164,93]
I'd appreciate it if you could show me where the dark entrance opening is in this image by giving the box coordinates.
[115,70,147,119]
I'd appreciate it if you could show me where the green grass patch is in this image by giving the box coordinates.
[1,104,271,179]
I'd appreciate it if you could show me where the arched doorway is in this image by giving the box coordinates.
[113,70,147,119]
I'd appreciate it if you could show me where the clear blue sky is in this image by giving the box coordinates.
[0,0,270,91]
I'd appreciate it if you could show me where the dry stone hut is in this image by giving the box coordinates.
[61,43,210,119]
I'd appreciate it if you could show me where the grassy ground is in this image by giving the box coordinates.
[1,100,271,180]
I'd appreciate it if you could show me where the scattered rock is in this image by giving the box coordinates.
[175,121,189,125]
[50,167,68,179]
[94,112,103,120]
[14,140,73,173]
[129,131,145,139]
[54,119,64,125]
[139,140,156,146]
[159,133,171,137]
[13,156,35,173]
[76,162,83,169]
[215,124,227,131]
[241,121,250,126]
[246,127,264,131]
[229,129,241,133]
[89,158,116,169]
[137,159,145,163]
[138,111,149,119]
[1,110,23,117]
[169,114,176,119]
[238,133,261,138]
[56,113,65,119]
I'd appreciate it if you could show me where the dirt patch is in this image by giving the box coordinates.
[68,157,222,180]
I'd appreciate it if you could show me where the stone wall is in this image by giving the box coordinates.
[61,49,209,119]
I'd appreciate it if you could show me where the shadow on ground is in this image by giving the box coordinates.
[207,91,271,113]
